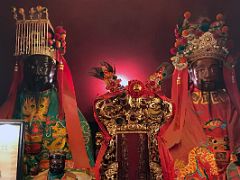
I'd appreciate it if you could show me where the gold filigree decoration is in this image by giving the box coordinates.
[95,90,173,179]
[105,162,118,179]
[192,90,227,104]
[95,91,173,136]
[100,139,117,179]
[150,162,163,180]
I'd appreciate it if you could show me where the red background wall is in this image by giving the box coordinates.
[0,0,240,122]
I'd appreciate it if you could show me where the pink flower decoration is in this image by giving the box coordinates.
[170,47,177,55]
[55,26,66,34]
[54,33,61,40]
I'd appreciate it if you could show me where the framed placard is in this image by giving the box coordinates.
[0,120,24,180]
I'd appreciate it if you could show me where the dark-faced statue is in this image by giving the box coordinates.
[23,55,56,92]
[49,153,66,175]
[189,58,224,91]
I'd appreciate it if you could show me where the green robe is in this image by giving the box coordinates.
[13,88,94,175]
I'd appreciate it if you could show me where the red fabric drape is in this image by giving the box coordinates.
[0,60,23,118]
[224,66,240,113]
[163,68,188,148]
[93,92,119,180]
[59,56,91,169]
[224,66,240,153]
[157,119,175,180]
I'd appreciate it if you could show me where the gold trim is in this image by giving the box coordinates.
[95,90,171,179]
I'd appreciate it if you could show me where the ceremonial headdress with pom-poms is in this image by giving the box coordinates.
[170,11,230,70]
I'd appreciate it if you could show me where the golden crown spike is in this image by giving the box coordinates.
[11,6,55,59]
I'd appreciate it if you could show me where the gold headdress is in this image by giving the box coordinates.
[11,6,67,60]
[12,6,55,58]
[170,12,230,70]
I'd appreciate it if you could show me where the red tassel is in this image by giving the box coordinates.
[56,52,64,120]
[171,69,188,130]
[162,68,188,149]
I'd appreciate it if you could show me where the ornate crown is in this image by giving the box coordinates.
[170,12,230,70]
[12,6,66,59]
[94,80,173,135]
[92,62,173,134]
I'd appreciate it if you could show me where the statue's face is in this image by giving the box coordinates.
[49,154,65,175]
[23,55,56,92]
[189,58,224,91]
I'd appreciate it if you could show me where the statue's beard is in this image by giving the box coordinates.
[24,75,54,92]
[199,80,217,91]
[33,76,47,85]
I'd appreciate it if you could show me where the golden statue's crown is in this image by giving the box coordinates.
[12,6,55,58]
[187,32,228,63]
[94,80,173,135]
[170,12,230,70]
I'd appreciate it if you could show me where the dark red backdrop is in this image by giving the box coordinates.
[1,0,240,122]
